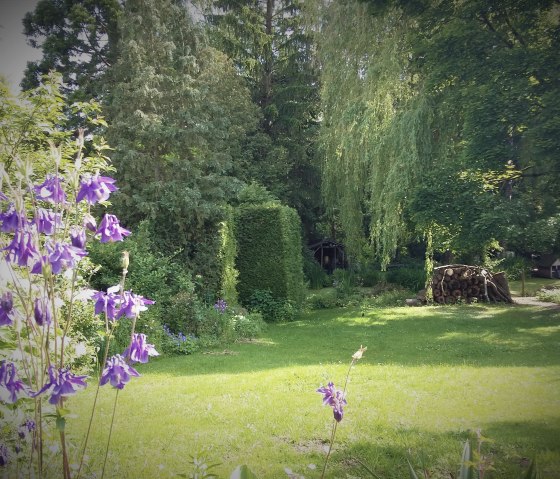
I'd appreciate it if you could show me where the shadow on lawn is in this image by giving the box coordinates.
[143,304,560,376]
[333,419,560,479]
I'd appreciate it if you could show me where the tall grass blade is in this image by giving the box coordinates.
[407,458,420,479]
[459,439,473,479]
[230,465,259,479]
[521,459,540,479]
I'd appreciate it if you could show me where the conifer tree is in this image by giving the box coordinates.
[106,0,258,289]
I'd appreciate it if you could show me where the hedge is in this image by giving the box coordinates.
[234,202,305,306]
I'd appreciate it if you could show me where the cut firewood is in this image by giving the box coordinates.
[423,264,513,304]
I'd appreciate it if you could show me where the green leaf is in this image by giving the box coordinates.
[230,465,258,479]
[521,459,539,479]
[56,415,66,432]
[459,440,473,479]
[407,458,420,479]
[353,456,383,478]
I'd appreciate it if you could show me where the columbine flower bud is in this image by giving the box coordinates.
[0,292,13,312]
[34,298,52,326]
[352,345,367,361]
[121,251,129,271]
[70,227,86,249]
[83,213,97,232]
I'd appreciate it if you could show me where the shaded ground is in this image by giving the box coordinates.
[514,296,560,310]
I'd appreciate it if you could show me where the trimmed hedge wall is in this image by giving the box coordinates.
[218,206,238,306]
[235,202,305,306]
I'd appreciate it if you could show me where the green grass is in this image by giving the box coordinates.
[67,304,560,478]
[509,277,560,297]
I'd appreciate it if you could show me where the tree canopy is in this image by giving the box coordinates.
[309,0,560,266]
[106,0,259,289]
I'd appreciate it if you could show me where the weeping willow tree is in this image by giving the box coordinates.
[308,1,437,269]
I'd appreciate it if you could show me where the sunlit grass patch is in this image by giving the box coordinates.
[67,303,560,478]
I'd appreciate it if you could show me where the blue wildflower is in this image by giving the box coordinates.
[100,354,139,390]
[0,361,30,404]
[32,365,87,405]
[76,174,118,204]
[123,333,159,363]
[34,175,67,204]
[96,214,130,242]
[317,382,347,422]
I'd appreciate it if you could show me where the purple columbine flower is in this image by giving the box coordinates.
[32,241,87,275]
[33,298,52,327]
[0,361,30,404]
[100,354,140,390]
[117,291,154,319]
[0,443,8,466]
[32,365,87,405]
[317,382,347,423]
[96,214,130,243]
[214,299,227,313]
[33,175,67,204]
[35,208,62,235]
[83,213,97,232]
[3,229,39,267]
[70,227,86,249]
[0,292,15,327]
[0,191,8,201]
[0,204,27,233]
[123,333,159,364]
[76,174,118,204]
[17,419,35,439]
[92,289,121,321]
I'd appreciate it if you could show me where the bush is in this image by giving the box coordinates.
[161,327,199,355]
[303,249,329,289]
[386,265,426,291]
[359,268,384,287]
[248,289,297,322]
[235,202,305,306]
[304,292,340,310]
[363,287,411,308]
[233,311,266,339]
[536,288,560,304]
[500,256,531,281]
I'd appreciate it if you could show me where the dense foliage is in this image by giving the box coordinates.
[309,0,560,266]
[22,0,122,100]
[234,202,305,310]
[201,0,323,241]
[105,0,259,294]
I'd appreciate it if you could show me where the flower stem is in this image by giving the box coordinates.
[76,323,115,479]
[320,420,338,479]
[101,389,119,479]
[321,357,357,478]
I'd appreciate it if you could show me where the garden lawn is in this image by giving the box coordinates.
[509,277,560,297]
[67,304,560,478]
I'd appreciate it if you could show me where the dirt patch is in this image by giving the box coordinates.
[513,296,560,310]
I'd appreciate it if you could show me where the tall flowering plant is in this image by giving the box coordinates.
[0,74,157,478]
[316,345,367,478]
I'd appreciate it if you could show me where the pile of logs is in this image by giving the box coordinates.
[429,264,513,304]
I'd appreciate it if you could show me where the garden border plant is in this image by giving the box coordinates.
[0,74,159,478]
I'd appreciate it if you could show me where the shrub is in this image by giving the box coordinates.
[536,288,560,304]
[363,287,411,308]
[248,289,297,322]
[305,293,340,310]
[233,311,266,339]
[235,202,305,306]
[218,206,239,306]
[161,326,199,355]
[303,249,330,289]
[500,256,531,281]
[386,265,426,291]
